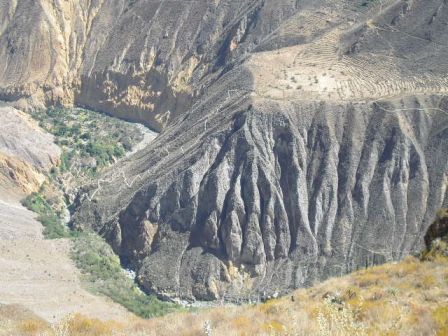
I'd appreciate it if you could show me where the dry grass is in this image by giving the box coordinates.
[0,313,125,336]
[17,319,50,335]
[124,254,448,336]
[1,254,447,336]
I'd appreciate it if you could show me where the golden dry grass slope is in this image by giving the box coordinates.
[1,248,447,336]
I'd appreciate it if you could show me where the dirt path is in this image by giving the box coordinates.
[0,198,135,323]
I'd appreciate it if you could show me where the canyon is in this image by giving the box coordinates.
[1,0,447,302]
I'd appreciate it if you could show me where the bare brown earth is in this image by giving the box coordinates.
[0,200,134,323]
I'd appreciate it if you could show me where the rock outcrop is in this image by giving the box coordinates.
[0,105,60,200]
[3,0,448,301]
[424,209,448,250]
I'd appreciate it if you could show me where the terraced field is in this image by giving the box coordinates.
[250,4,448,102]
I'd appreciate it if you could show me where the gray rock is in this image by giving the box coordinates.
[73,83,448,301]
[3,0,448,301]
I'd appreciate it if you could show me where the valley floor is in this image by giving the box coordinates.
[0,197,134,323]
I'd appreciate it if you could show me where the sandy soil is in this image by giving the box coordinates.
[0,198,135,323]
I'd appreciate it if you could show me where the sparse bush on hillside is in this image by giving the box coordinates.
[58,314,119,336]
[432,306,448,336]
[317,297,367,336]
[21,192,70,239]
[71,233,181,319]
[0,313,122,336]
[17,318,49,335]
[358,0,378,8]
[59,150,73,173]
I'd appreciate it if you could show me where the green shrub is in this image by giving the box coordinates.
[59,151,73,173]
[21,193,70,239]
[71,233,182,318]
[30,107,143,179]
[80,132,91,140]
[84,140,125,167]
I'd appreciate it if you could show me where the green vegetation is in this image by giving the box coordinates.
[22,190,181,318]
[21,192,70,239]
[71,233,181,318]
[26,106,143,238]
[22,107,177,319]
[31,107,142,178]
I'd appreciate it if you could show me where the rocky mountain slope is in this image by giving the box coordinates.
[2,0,448,301]
[0,104,60,201]
[1,0,303,130]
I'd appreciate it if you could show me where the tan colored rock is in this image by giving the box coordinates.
[0,153,45,200]
[0,105,60,200]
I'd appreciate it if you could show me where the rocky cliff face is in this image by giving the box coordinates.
[3,0,448,301]
[73,87,448,301]
[0,104,60,201]
[0,0,312,131]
